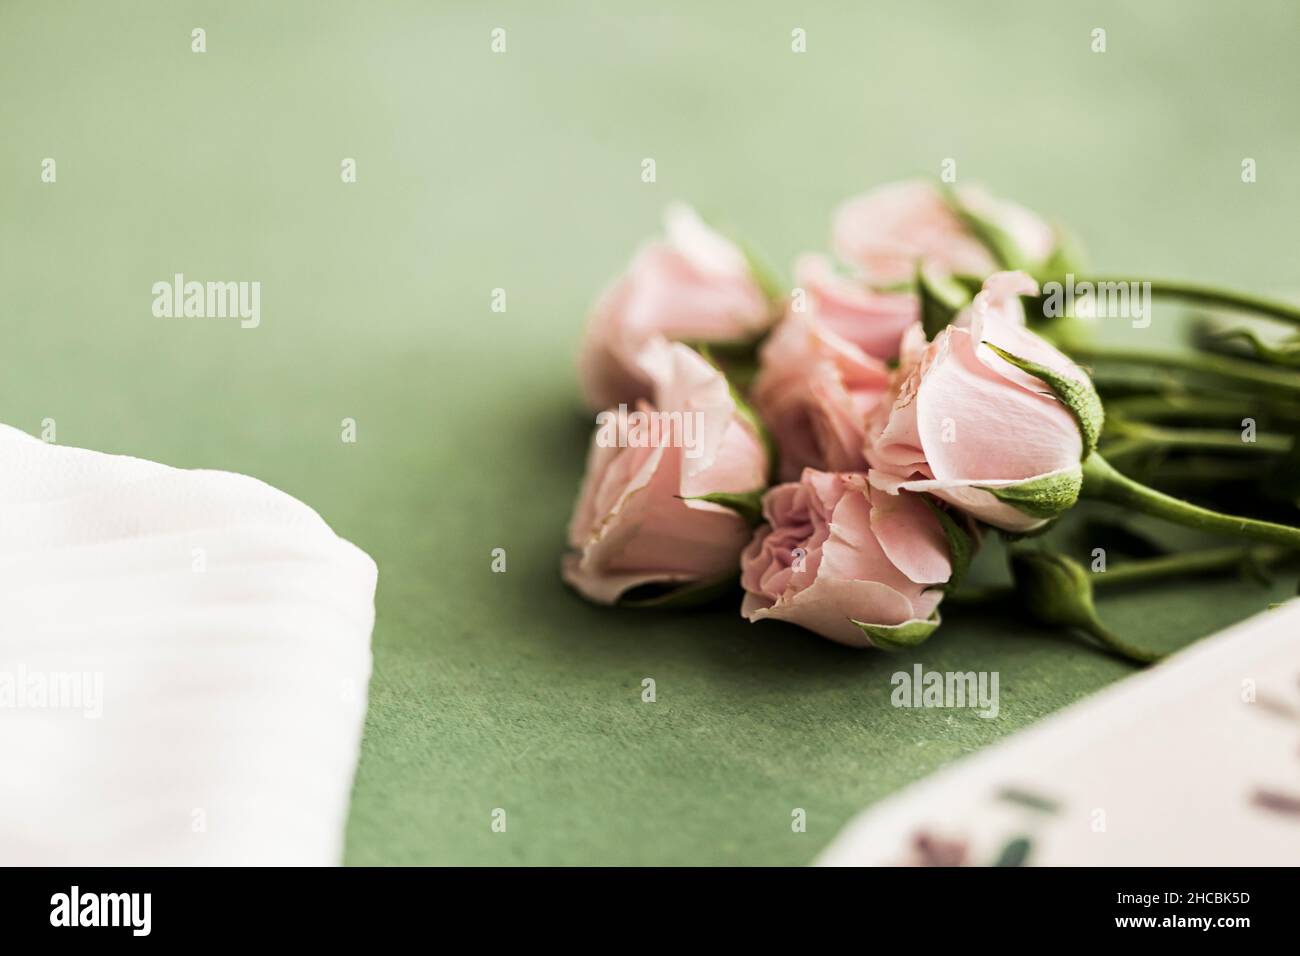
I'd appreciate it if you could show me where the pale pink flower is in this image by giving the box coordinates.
[578,204,771,410]
[866,272,1090,532]
[751,309,891,482]
[793,253,919,362]
[564,343,768,603]
[740,469,950,646]
[832,180,1055,285]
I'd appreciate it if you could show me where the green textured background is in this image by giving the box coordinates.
[2,1,1297,865]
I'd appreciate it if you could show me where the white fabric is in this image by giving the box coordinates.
[0,424,377,865]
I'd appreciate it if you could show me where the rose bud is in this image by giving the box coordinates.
[832,180,1056,286]
[740,469,954,648]
[751,319,889,483]
[578,203,773,411]
[791,253,920,362]
[564,342,769,604]
[866,271,1102,533]
[750,254,914,481]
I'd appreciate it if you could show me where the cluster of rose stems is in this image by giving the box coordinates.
[945,276,1300,664]
[837,266,1296,657]
[1000,278,1300,636]
[879,269,1300,661]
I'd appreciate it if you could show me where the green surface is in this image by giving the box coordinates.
[2,1,1298,865]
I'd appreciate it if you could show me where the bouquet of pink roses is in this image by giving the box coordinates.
[563,184,1300,661]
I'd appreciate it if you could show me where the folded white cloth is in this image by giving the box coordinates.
[0,424,377,865]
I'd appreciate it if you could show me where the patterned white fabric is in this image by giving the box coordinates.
[819,601,1300,866]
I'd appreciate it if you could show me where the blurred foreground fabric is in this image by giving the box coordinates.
[0,425,376,864]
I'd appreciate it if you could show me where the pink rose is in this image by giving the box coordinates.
[751,254,912,481]
[832,180,1055,285]
[578,203,772,410]
[740,469,951,647]
[750,307,891,482]
[792,254,919,362]
[866,271,1097,532]
[564,342,769,604]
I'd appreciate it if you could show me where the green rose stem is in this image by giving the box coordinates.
[1068,344,1300,399]
[1095,544,1288,586]
[1068,613,1163,665]
[1100,421,1292,465]
[1105,393,1300,426]
[948,544,1290,665]
[1077,278,1300,328]
[1081,453,1300,549]
[1047,544,1290,665]
[949,544,1287,607]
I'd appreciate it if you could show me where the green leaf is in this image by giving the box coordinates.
[681,489,765,526]
[618,574,738,609]
[851,612,941,651]
[982,342,1104,458]
[917,267,970,341]
[980,468,1082,521]
[920,496,974,591]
